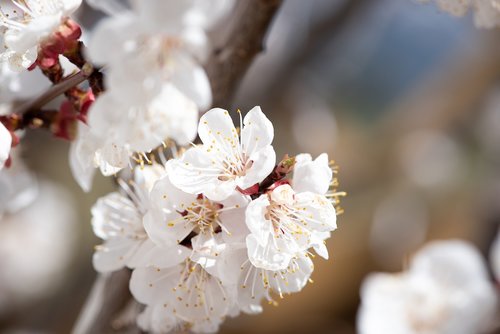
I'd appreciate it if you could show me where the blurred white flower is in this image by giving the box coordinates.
[491,229,500,282]
[70,84,198,192]
[420,0,500,28]
[245,184,336,271]
[86,0,234,108]
[167,107,276,201]
[358,240,498,334]
[0,0,82,70]
[0,62,49,108]
[0,151,38,215]
[0,122,11,169]
[0,181,76,312]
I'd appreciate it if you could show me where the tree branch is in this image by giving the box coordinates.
[73,270,134,334]
[13,70,90,115]
[205,0,283,108]
[72,2,283,333]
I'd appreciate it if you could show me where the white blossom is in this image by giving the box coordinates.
[166,107,276,201]
[245,184,336,271]
[421,0,500,28]
[91,165,180,272]
[86,0,232,108]
[0,0,82,70]
[85,99,341,331]
[357,240,498,334]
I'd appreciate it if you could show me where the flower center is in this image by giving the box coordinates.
[169,195,223,234]
[218,156,251,181]
[265,199,309,241]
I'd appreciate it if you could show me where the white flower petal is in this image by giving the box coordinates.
[244,195,273,245]
[91,192,141,240]
[198,108,236,149]
[0,123,11,170]
[295,191,337,232]
[166,146,236,201]
[311,231,330,259]
[144,210,192,246]
[190,233,226,275]
[69,123,97,192]
[240,106,274,157]
[145,176,199,246]
[130,266,179,304]
[269,254,314,295]
[169,52,212,110]
[246,234,292,271]
[293,153,332,194]
[129,242,191,269]
[237,145,276,190]
[137,305,179,334]
[92,238,143,273]
[218,193,250,243]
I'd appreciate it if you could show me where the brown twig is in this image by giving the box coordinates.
[64,41,105,95]
[13,70,89,115]
[72,1,284,333]
[205,0,283,109]
[72,270,134,334]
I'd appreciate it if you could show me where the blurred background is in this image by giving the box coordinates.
[1,0,500,332]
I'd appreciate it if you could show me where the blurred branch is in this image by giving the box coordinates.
[383,31,500,133]
[255,0,370,105]
[14,42,103,117]
[72,2,283,333]
[294,0,369,66]
[73,270,135,334]
[206,0,283,108]
[13,70,89,115]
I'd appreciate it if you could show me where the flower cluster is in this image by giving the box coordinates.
[420,0,500,28]
[91,107,342,333]
[70,0,233,192]
[357,240,498,334]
